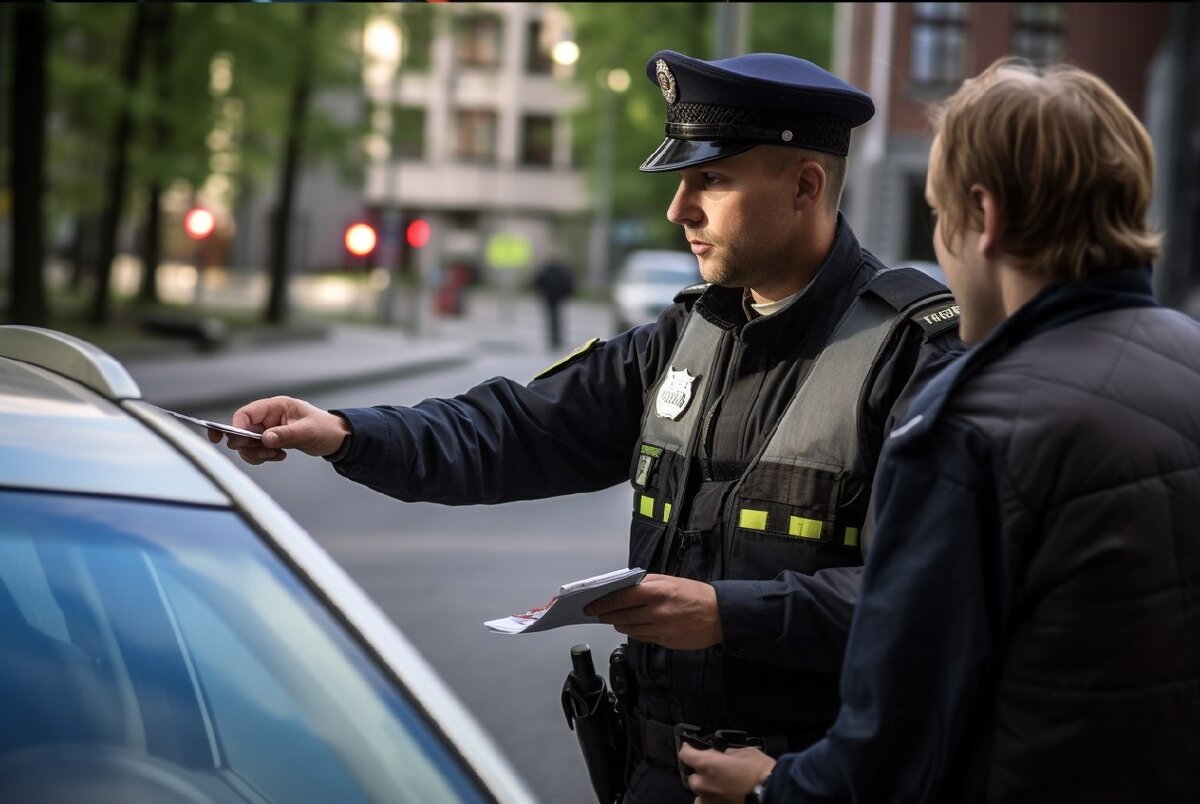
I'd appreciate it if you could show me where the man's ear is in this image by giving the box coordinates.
[971,184,1002,257]
[794,161,826,212]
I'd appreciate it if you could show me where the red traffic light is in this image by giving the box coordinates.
[344,222,378,257]
[406,218,430,249]
[183,207,216,241]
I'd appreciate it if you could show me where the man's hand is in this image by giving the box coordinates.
[208,396,350,465]
[679,744,775,804]
[583,574,722,650]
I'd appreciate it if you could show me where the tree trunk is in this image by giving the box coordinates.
[7,5,49,326]
[138,3,173,306]
[89,4,148,326]
[265,4,318,325]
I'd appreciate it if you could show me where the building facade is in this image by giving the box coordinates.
[834,2,1192,306]
[233,3,587,293]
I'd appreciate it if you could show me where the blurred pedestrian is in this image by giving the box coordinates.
[683,57,1200,804]
[533,256,574,349]
[212,48,963,802]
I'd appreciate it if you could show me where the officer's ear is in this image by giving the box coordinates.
[792,159,827,213]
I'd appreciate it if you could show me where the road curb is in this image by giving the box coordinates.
[155,353,472,416]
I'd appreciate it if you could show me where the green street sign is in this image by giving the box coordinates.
[485,232,532,270]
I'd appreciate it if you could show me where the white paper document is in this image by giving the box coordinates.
[484,567,647,634]
[155,405,264,440]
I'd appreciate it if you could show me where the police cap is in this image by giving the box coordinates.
[639,50,875,172]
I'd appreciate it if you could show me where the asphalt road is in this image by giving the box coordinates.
[199,338,631,803]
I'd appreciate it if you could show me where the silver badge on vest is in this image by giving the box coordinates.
[655,367,697,420]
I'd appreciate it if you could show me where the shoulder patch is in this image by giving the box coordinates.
[907,295,961,338]
[863,266,947,312]
[533,337,601,381]
[673,282,710,303]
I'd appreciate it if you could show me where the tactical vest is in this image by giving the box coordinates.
[626,269,957,745]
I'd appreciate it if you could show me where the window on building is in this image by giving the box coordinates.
[393,106,426,160]
[1012,3,1065,67]
[453,109,498,164]
[401,7,434,72]
[526,19,554,74]
[456,14,502,69]
[911,3,968,92]
[520,115,555,167]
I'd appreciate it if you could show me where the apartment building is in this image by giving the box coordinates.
[233,3,586,288]
[834,2,1195,306]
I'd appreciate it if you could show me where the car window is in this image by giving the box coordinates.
[0,490,487,803]
[625,266,699,285]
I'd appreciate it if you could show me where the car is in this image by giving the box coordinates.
[0,325,536,803]
[611,249,703,332]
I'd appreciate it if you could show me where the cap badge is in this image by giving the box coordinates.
[655,59,677,104]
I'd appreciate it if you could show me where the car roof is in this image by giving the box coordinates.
[622,249,698,269]
[0,328,227,504]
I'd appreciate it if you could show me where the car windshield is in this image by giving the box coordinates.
[0,490,486,804]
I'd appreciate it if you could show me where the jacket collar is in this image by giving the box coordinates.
[892,267,1158,443]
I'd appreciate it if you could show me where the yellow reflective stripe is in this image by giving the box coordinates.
[789,516,823,540]
[739,509,768,531]
[639,495,656,519]
[663,502,672,522]
[844,527,860,547]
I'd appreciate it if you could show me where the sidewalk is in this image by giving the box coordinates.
[112,287,615,415]
[116,323,472,415]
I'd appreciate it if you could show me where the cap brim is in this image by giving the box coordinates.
[638,137,757,173]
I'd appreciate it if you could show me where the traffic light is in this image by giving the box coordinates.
[184,207,216,240]
[344,222,378,258]
[405,218,430,249]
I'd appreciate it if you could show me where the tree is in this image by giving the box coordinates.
[138,3,175,306]
[89,4,147,326]
[7,5,49,326]
[264,4,317,325]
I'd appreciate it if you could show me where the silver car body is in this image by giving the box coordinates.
[0,325,536,803]
[611,249,703,332]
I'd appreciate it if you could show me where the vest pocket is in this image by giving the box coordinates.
[627,516,666,572]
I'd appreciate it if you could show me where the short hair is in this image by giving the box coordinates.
[760,145,847,215]
[928,58,1161,282]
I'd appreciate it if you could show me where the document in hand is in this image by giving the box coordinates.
[484,567,647,634]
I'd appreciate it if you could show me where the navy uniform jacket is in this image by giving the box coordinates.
[331,218,962,676]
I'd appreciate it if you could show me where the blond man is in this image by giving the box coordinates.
[682,57,1200,803]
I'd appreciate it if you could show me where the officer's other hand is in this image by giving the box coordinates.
[680,744,775,804]
[584,574,722,650]
[209,396,350,465]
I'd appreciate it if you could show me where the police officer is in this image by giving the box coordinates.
[215,49,963,803]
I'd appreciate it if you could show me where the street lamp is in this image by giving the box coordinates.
[587,68,629,293]
[363,15,413,330]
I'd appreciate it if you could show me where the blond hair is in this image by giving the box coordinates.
[928,58,1161,282]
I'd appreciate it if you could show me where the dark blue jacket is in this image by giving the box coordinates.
[768,269,1200,802]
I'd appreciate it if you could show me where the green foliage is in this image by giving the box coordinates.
[561,2,835,251]
[43,3,374,236]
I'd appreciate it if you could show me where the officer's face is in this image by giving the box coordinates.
[666,148,810,298]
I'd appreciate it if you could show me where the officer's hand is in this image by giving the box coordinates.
[210,396,350,465]
[583,574,722,650]
[679,744,775,804]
